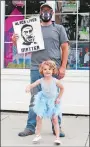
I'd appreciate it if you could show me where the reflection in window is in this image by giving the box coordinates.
[77,42,90,70]
[25,53,31,69]
[55,1,62,13]
[55,14,77,40]
[55,1,78,13]
[61,15,77,41]
[5,0,25,15]
[79,0,90,12]
[4,43,31,69]
[67,42,76,70]
[4,43,23,68]
[78,14,89,41]
[4,43,13,68]
[55,15,62,24]
[26,0,46,14]
[61,1,77,13]
[5,16,24,42]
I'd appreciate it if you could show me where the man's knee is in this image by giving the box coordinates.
[28,106,36,119]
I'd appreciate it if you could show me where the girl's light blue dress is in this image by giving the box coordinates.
[33,77,61,118]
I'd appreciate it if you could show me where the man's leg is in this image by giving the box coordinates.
[18,70,42,137]
[18,107,36,136]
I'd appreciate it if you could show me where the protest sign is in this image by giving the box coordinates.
[13,16,45,54]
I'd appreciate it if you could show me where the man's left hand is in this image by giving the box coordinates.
[58,66,66,79]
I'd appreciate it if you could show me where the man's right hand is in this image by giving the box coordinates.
[11,34,19,46]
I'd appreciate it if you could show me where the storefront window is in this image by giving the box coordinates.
[61,14,77,41]
[78,14,89,41]
[4,43,31,68]
[5,0,25,15]
[55,0,78,13]
[26,0,46,14]
[55,0,90,70]
[4,0,90,70]
[79,0,90,13]
[77,42,89,70]
[4,4,25,68]
[67,42,76,70]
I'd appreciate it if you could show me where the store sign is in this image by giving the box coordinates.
[13,16,45,54]
[62,1,77,12]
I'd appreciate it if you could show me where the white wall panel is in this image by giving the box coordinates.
[1,70,89,115]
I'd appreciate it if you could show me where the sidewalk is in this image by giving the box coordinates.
[1,112,89,146]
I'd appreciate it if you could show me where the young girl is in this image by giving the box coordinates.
[26,60,64,145]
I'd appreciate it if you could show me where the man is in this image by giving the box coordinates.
[21,24,37,45]
[12,3,69,137]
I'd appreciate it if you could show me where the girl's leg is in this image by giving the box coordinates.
[32,116,42,143]
[52,115,61,145]
[36,116,42,136]
[52,116,59,138]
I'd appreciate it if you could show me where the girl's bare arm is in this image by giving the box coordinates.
[26,79,41,93]
[30,79,41,89]
[56,79,64,99]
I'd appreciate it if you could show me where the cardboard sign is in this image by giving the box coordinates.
[13,16,45,54]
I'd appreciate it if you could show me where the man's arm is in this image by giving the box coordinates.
[61,42,69,68]
[58,24,69,79]
[58,42,69,79]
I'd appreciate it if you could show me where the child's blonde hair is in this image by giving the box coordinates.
[39,60,58,75]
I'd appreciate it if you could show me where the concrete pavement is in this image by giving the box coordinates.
[1,112,89,146]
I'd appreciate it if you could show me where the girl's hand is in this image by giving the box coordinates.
[25,85,31,93]
[55,98,60,104]
[11,34,19,45]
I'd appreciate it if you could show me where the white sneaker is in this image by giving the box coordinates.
[54,138,61,145]
[32,135,42,143]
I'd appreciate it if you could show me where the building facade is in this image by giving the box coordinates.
[1,0,89,114]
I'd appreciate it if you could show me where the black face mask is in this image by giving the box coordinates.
[40,11,52,22]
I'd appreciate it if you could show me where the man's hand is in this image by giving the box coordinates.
[58,66,66,79]
[11,34,19,46]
